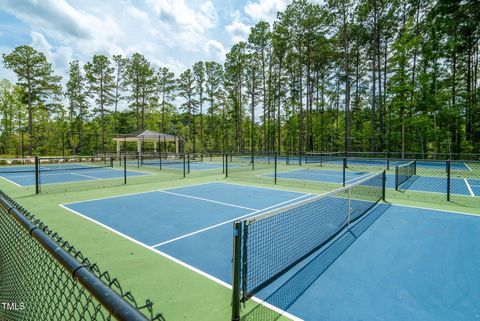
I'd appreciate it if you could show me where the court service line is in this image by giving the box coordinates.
[59,204,303,321]
[464,178,475,196]
[70,172,101,180]
[157,190,260,211]
[151,193,314,248]
[62,181,224,205]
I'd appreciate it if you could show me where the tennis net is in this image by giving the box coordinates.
[395,160,416,190]
[305,152,343,165]
[231,170,386,318]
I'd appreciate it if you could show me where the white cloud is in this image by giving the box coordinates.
[244,0,289,22]
[203,40,226,62]
[148,0,217,34]
[30,31,72,78]
[0,0,291,82]
[226,20,251,43]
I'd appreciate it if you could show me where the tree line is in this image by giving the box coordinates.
[1,0,479,157]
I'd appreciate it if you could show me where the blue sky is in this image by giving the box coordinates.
[0,0,292,82]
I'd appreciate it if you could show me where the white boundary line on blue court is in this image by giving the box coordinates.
[61,181,219,205]
[465,163,473,171]
[391,203,480,217]
[157,190,260,211]
[59,195,304,321]
[150,193,314,248]
[464,178,475,196]
[0,175,23,187]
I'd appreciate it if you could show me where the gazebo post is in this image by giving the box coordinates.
[137,140,142,156]
[153,141,157,154]
[116,140,121,159]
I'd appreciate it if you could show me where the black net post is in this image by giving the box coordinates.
[447,160,451,201]
[386,159,390,171]
[222,153,225,174]
[159,152,162,170]
[124,155,127,184]
[187,153,191,174]
[231,221,242,321]
[342,157,347,187]
[274,154,278,184]
[35,156,39,194]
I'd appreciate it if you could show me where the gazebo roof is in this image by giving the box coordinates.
[113,130,179,142]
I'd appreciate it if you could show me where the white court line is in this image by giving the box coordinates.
[391,203,480,217]
[465,163,473,171]
[0,175,23,187]
[62,181,223,205]
[151,193,314,248]
[345,172,374,184]
[59,203,303,321]
[464,178,475,196]
[157,190,260,211]
[70,172,101,180]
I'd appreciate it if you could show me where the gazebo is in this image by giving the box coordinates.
[113,130,181,157]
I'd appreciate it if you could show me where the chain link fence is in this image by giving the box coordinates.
[0,190,165,321]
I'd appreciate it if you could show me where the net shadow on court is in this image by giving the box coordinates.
[241,203,391,321]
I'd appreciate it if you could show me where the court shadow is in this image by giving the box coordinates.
[241,203,391,321]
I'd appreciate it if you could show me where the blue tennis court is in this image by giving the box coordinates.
[270,168,479,197]
[0,165,147,187]
[62,182,480,321]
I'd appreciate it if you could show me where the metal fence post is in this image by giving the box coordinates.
[382,170,386,201]
[447,160,451,201]
[395,165,399,191]
[231,222,242,321]
[225,154,229,178]
[123,156,127,185]
[183,154,186,178]
[35,156,39,194]
[343,157,347,187]
[274,154,277,185]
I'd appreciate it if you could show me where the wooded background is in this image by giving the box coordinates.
[1,0,479,157]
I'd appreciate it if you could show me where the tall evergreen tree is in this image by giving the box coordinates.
[2,45,61,154]
[84,55,115,151]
